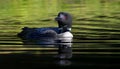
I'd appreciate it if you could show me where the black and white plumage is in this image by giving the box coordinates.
[17,12,73,39]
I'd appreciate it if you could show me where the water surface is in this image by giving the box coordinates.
[0,0,120,68]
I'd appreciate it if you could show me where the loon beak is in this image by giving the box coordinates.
[55,14,66,21]
[55,17,61,21]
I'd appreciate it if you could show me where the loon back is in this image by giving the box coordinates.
[17,27,59,39]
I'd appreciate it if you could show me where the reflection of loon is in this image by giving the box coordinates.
[54,38,72,66]
[17,12,73,39]
[22,37,72,47]
[22,37,73,66]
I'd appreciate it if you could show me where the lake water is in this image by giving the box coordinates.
[0,0,120,68]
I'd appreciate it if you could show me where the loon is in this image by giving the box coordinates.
[17,12,73,39]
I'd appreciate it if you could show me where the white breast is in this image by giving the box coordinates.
[57,32,73,38]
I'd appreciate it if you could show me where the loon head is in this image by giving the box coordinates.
[55,12,72,33]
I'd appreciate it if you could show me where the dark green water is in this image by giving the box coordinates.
[0,0,120,68]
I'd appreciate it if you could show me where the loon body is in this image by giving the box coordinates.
[17,12,73,39]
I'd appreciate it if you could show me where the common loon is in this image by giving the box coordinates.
[17,12,73,39]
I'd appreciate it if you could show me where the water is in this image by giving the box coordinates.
[0,0,120,68]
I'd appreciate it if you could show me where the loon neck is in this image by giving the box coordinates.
[58,27,71,34]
